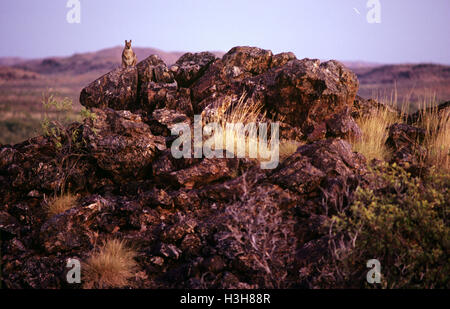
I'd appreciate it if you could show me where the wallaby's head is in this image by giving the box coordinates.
[125,40,132,49]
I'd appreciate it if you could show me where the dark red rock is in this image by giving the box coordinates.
[251,59,359,140]
[82,108,165,180]
[171,52,217,87]
[386,123,426,167]
[80,67,138,110]
[326,108,362,140]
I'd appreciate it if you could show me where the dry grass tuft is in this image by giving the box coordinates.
[204,93,297,163]
[46,193,78,217]
[279,140,303,160]
[415,101,450,171]
[353,94,449,171]
[83,239,138,289]
[352,104,400,161]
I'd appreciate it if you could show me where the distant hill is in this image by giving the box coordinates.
[354,63,450,84]
[353,63,450,106]
[0,66,42,81]
[11,47,189,75]
[0,57,26,66]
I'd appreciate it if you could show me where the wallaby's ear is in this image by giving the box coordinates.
[125,40,127,44]
[130,40,132,43]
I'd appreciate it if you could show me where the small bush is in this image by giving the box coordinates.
[222,185,297,288]
[83,239,138,289]
[45,193,78,217]
[327,163,449,288]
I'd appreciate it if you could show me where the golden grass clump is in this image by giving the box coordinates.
[279,140,303,160]
[83,239,138,289]
[46,193,78,217]
[353,92,449,171]
[415,101,450,171]
[205,93,287,162]
[352,104,400,161]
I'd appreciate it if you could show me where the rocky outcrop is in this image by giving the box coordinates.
[1,46,400,289]
[78,46,361,143]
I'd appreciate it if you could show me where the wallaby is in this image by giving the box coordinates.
[122,40,137,68]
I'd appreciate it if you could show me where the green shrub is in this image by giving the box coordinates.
[328,163,449,288]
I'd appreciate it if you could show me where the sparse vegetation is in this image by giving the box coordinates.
[45,193,78,217]
[326,163,449,288]
[41,91,75,149]
[82,239,138,289]
[38,91,97,195]
[222,184,297,288]
[352,95,449,172]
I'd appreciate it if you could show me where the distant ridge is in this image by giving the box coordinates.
[9,47,223,76]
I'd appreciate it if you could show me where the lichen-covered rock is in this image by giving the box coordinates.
[82,108,165,180]
[190,46,275,112]
[162,158,239,189]
[171,52,217,87]
[270,52,296,68]
[386,123,426,168]
[352,95,398,119]
[80,67,138,110]
[251,59,359,141]
[271,138,365,214]
[326,108,362,140]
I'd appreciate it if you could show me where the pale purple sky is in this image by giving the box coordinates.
[0,0,449,64]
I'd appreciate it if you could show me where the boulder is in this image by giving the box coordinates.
[270,138,365,213]
[82,108,166,180]
[171,52,217,87]
[386,123,426,167]
[136,55,178,113]
[190,46,275,112]
[80,67,138,110]
[352,95,398,119]
[326,108,362,140]
[190,47,359,141]
[251,59,359,141]
[161,158,239,189]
